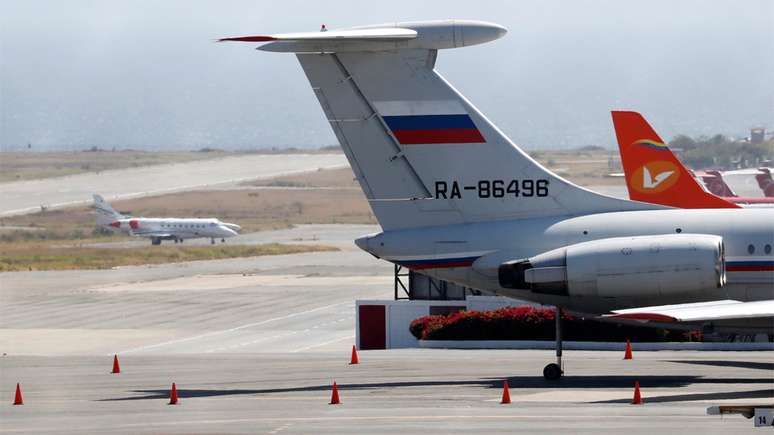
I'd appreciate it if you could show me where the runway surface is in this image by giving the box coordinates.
[2,350,771,434]
[0,153,347,216]
[1,224,770,433]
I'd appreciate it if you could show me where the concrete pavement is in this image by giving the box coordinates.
[0,153,347,216]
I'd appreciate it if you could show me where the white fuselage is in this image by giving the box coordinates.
[357,208,774,314]
[109,217,240,241]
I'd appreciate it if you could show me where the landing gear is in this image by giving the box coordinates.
[543,363,562,380]
[221,238,225,243]
[543,306,564,380]
[211,238,215,244]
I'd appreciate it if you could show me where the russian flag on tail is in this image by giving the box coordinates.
[375,100,486,145]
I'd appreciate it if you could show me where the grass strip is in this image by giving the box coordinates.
[0,243,337,272]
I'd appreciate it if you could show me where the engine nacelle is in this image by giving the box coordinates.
[499,234,725,298]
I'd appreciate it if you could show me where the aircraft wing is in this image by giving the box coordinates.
[129,231,174,239]
[605,299,774,322]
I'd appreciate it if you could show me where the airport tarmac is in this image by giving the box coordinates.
[1,224,771,433]
[1,351,771,433]
[0,153,348,217]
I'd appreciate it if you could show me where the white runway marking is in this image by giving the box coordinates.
[201,314,354,353]
[268,423,293,434]
[291,334,355,353]
[203,330,300,353]
[115,301,349,355]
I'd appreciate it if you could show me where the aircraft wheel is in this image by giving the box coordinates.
[543,363,562,380]
[221,238,225,243]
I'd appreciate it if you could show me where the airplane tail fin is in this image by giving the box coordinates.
[700,170,737,197]
[93,194,125,225]
[223,21,660,230]
[611,111,739,209]
[756,168,774,197]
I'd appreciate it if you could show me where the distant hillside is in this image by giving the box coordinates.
[670,134,773,170]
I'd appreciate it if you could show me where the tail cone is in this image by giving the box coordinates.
[500,380,511,404]
[632,381,642,405]
[329,381,340,405]
[13,383,23,405]
[112,355,121,374]
[624,339,633,360]
[350,345,359,365]
[169,383,179,405]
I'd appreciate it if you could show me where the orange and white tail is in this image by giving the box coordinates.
[611,111,739,209]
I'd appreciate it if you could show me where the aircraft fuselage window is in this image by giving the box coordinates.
[747,244,755,255]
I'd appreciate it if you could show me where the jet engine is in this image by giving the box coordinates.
[498,234,725,297]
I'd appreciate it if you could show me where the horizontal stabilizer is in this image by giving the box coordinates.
[218,28,417,43]
[220,20,507,53]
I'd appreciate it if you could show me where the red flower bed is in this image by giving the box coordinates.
[409,306,700,342]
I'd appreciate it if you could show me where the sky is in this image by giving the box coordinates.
[1,0,773,151]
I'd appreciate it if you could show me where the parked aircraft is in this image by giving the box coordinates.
[695,170,742,197]
[93,194,240,245]
[724,167,774,198]
[220,20,773,379]
[612,111,774,207]
[755,168,774,197]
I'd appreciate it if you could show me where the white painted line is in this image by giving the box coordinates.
[268,423,293,434]
[115,301,349,355]
[291,334,355,353]
[204,330,301,353]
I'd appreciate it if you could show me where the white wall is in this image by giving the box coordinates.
[356,296,530,349]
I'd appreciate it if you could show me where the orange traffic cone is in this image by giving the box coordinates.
[329,381,340,405]
[631,381,642,405]
[624,339,633,360]
[112,355,121,374]
[13,383,23,405]
[500,380,511,404]
[349,345,359,365]
[169,383,179,405]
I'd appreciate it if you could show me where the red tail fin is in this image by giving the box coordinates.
[611,111,739,209]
